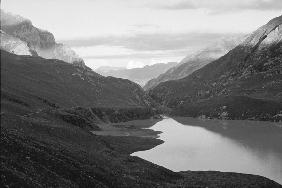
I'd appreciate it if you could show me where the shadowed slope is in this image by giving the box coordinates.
[1,50,153,112]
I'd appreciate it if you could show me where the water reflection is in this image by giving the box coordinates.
[132,117,282,184]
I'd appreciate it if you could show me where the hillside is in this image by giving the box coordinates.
[149,15,282,121]
[144,35,244,90]
[96,62,177,86]
[1,50,155,112]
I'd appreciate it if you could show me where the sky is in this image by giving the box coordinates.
[2,0,281,69]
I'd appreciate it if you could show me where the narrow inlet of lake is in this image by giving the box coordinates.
[132,117,282,184]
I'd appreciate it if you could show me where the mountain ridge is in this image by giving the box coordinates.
[1,50,156,111]
[149,15,282,121]
[144,35,244,90]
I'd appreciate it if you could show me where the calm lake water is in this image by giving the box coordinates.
[132,117,282,184]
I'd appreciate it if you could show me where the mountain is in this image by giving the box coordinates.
[149,15,282,121]
[95,66,125,73]
[96,62,178,86]
[0,10,85,67]
[1,50,156,112]
[144,35,244,90]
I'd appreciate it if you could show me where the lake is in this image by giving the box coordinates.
[132,117,282,184]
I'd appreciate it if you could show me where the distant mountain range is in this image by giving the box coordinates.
[149,15,282,121]
[144,35,245,90]
[96,66,125,73]
[0,10,85,67]
[95,62,178,86]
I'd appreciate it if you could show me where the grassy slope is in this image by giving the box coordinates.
[1,50,152,109]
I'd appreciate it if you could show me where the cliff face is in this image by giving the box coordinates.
[0,30,32,56]
[242,16,282,48]
[2,21,56,50]
[144,35,244,90]
[149,15,282,121]
[0,10,85,67]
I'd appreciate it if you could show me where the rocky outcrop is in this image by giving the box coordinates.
[0,30,32,55]
[1,20,56,50]
[0,10,85,67]
[242,16,282,48]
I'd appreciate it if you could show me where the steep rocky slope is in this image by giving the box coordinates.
[0,10,84,67]
[96,62,177,86]
[149,15,282,121]
[144,35,244,90]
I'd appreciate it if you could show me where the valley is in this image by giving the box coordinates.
[1,7,282,188]
[1,50,281,187]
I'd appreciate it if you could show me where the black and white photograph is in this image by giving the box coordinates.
[1,0,282,187]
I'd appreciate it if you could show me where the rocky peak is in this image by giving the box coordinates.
[2,20,56,50]
[0,10,85,67]
[242,15,282,50]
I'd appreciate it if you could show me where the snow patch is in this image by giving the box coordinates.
[0,31,32,55]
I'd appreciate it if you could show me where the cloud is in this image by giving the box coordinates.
[78,49,189,59]
[64,32,244,70]
[126,61,145,69]
[60,32,243,52]
[157,0,282,12]
[71,44,191,61]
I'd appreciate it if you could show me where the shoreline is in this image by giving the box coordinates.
[94,117,282,186]
[1,111,281,187]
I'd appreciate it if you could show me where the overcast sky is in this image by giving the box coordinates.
[2,0,281,69]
